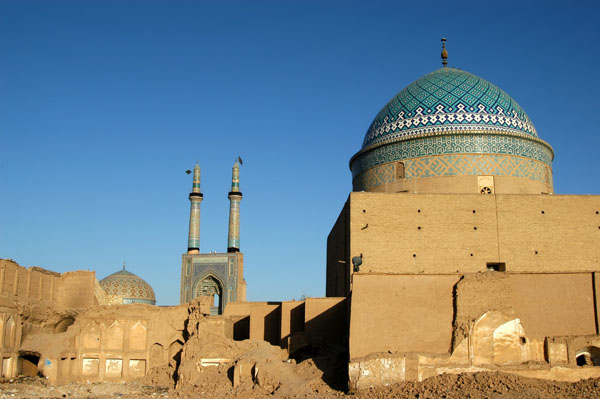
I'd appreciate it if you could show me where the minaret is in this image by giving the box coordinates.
[187,162,203,254]
[227,159,243,253]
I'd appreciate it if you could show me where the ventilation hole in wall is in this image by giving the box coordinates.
[520,337,527,344]
[535,251,538,254]
[417,226,421,230]
[596,211,599,214]
[473,227,477,230]
[362,209,366,213]
[541,210,545,214]
[418,209,421,213]
[412,254,416,258]
[487,263,506,272]
[470,253,473,257]
[473,210,476,214]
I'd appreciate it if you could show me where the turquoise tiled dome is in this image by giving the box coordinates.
[350,66,555,193]
[99,267,156,305]
[362,67,538,150]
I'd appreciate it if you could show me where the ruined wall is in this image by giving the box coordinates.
[338,192,600,276]
[348,271,600,388]
[0,260,103,379]
[20,304,189,384]
[59,271,98,308]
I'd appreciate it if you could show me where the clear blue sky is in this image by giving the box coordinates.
[1,1,598,305]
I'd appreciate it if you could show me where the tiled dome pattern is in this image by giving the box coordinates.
[99,269,156,305]
[362,67,538,149]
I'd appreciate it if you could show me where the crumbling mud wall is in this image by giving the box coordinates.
[348,271,600,389]
[0,259,98,378]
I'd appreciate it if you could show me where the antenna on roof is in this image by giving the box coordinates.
[441,38,448,67]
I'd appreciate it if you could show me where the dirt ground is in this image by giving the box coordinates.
[1,371,599,399]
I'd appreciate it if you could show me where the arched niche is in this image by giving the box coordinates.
[194,274,224,315]
[107,321,124,350]
[576,346,600,366]
[149,343,165,367]
[130,321,147,351]
[3,316,15,349]
[82,322,100,350]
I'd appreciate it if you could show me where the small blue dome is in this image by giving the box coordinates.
[362,67,538,150]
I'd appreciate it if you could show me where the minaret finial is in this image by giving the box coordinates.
[441,37,448,67]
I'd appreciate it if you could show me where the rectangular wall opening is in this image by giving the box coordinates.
[486,263,506,272]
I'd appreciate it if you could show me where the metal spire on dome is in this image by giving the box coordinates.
[122,261,126,270]
[441,38,448,67]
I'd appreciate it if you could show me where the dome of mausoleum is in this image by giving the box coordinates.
[99,266,156,305]
[350,67,554,194]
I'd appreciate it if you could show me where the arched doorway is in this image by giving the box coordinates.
[195,275,223,315]
[576,346,600,366]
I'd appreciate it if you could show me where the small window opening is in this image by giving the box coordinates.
[486,263,506,272]
[396,162,405,179]
[541,210,545,214]
[520,337,527,344]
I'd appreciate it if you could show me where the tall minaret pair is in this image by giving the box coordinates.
[186,160,242,254]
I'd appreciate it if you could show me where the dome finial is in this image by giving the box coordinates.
[441,37,448,67]
[122,261,126,270]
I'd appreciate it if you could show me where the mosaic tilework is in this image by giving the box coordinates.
[353,154,551,191]
[363,67,538,149]
[351,134,553,178]
[99,269,156,304]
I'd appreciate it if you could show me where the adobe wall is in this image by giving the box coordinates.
[59,271,98,308]
[326,203,350,297]
[225,298,348,351]
[342,192,600,275]
[305,297,348,346]
[348,271,600,388]
[0,259,97,309]
[349,274,458,360]
[20,303,190,385]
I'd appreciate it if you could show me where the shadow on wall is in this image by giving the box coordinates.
[293,300,349,391]
[264,304,281,346]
